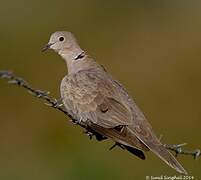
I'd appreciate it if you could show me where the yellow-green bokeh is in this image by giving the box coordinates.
[0,0,200,179]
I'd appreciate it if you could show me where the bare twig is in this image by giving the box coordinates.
[0,70,200,159]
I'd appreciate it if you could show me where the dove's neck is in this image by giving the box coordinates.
[59,47,102,74]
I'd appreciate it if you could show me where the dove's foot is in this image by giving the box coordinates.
[84,128,107,141]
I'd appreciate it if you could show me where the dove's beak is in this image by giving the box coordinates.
[41,43,54,52]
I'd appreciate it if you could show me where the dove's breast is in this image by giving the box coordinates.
[60,70,103,121]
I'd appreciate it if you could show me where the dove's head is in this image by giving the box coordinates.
[42,31,82,57]
[42,31,98,74]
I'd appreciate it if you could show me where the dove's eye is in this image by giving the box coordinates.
[59,36,64,42]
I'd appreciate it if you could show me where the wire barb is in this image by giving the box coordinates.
[0,70,80,126]
[164,143,201,159]
[0,70,200,159]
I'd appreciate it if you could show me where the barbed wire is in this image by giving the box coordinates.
[0,70,200,159]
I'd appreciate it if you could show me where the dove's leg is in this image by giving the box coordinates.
[84,128,107,141]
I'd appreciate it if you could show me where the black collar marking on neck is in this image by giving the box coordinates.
[74,52,85,60]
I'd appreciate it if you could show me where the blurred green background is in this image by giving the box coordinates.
[0,0,200,179]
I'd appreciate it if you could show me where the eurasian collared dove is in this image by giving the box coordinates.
[42,31,187,174]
